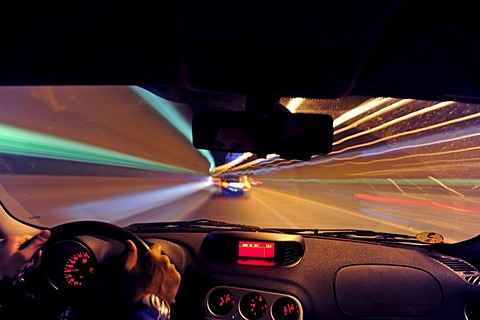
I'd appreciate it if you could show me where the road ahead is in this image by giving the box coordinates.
[1,171,479,243]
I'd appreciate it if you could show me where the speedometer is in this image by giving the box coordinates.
[63,251,95,286]
[45,240,97,289]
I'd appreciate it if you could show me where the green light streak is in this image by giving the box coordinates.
[130,86,216,171]
[0,123,197,174]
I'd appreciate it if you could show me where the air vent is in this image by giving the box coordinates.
[431,255,480,286]
[282,242,303,266]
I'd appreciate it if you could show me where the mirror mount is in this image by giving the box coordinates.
[245,95,285,114]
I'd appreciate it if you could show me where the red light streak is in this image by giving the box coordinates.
[354,193,480,214]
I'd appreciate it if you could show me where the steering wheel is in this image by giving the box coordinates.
[47,220,150,254]
[20,221,150,320]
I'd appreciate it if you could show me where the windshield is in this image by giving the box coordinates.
[0,86,478,243]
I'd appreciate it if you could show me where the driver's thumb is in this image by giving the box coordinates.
[124,239,138,272]
[20,229,51,258]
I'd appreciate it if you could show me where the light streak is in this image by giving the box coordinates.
[131,86,216,171]
[252,177,480,187]
[285,98,305,113]
[333,101,456,146]
[388,178,407,195]
[212,152,255,174]
[0,123,198,174]
[312,145,480,173]
[428,176,464,197]
[337,133,480,164]
[333,97,393,128]
[53,180,213,224]
[271,124,480,174]
[334,99,413,135]
[332,108,480,155]
[222,155,286,173]
[347,157,480,176]
[354,193,476,213]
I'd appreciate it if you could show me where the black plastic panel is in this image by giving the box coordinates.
[334,264,442,317]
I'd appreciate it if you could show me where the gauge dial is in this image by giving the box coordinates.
[272,297,301,320]
[45,240,97,289]
[63,251,95,286]
[207,287,235,316]
[239,292,268,320]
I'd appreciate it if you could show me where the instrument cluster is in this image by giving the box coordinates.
[206,285,303,320]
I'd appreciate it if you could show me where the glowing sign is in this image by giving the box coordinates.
[238,241,275,258]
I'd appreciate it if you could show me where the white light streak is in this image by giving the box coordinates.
[285,98,305,113]
[428,176,464,197]
[333,101,456,146]
[333,97,393,128]
[334,99,413,135]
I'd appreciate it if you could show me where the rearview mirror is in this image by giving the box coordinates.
[192,111,333,160]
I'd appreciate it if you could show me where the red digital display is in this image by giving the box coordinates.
[238,241,275,258]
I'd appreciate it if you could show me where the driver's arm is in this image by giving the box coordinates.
[0,230,51,318]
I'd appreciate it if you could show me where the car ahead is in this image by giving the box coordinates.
[221,179,245,196]
[1,1,480,320]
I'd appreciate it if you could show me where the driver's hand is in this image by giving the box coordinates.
[122,240,181,305]
[0,230,51,282]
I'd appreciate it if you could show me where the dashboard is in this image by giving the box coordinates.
[6,224,480,320]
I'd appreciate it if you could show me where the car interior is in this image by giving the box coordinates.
[1,1,480,320]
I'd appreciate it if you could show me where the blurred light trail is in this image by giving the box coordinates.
[333,101,456,146]
[220,98,394,172]
[273,124,480,174]
[0,123,198,174]
[334,132,480,164]
[388,178,407,195]
[219,154,280,173]
[346,157,480,176]
[251,177,480,187]
[213,98,392,173]
[313,145,480,173]
[332,111,480,154]
[333,97,393,128]
[334,99,413,135]
[54,180,213,223]
[232,141,480,176]
[428,176,464,197]
[212,152,255,174]
[285,98,305,113]
[354,193,477,213]
[131,86,216,172]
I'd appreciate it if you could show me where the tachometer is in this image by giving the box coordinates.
[239,292,268,320]
[63,251,95,286]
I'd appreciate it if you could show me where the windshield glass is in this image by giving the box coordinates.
[0,86,478,243]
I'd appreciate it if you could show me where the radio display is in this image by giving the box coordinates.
[238,241,275,258]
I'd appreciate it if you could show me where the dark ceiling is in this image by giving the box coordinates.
[1,1,480,106]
